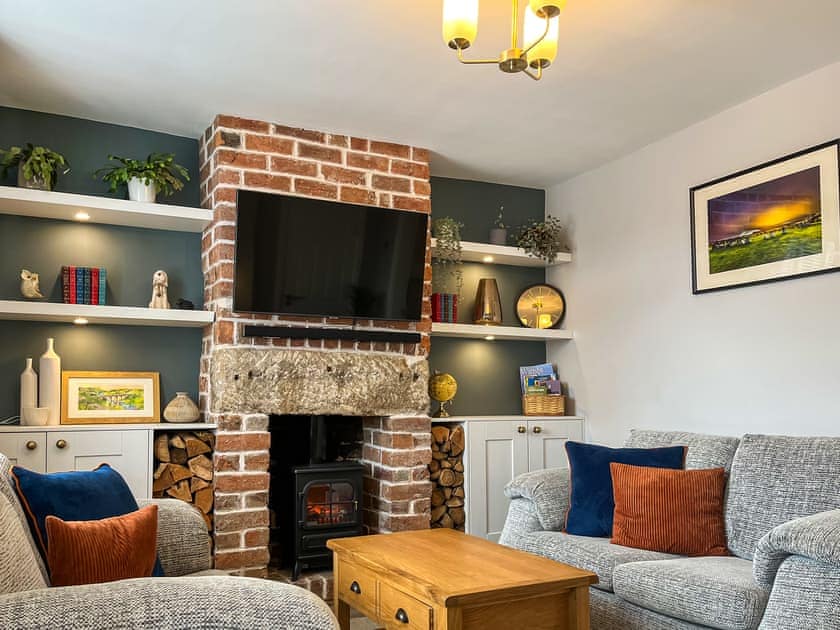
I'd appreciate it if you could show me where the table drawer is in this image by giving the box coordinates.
[337,562,378,619]
[379,582,432,630]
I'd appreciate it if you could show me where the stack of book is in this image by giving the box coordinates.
[431,293,458,323]
[61,266,107,305]
[519,363,562,395]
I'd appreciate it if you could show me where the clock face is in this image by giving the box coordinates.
[516,284,566,329]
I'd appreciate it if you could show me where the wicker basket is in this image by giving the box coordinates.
[522,394,566,416]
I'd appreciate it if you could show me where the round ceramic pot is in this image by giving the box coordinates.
[489,228,507,245]
[18,168,50,191]
[128,177,157,202]
[163,392,200,423]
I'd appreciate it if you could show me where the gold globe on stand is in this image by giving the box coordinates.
[429,371,458,418]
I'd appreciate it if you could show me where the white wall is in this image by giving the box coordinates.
[547,61,840,445]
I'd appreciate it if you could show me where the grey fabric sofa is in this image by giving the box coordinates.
[0,453,339,630]
[499,430,840,630]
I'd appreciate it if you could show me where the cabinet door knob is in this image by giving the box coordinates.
[349,580,361,594]
[532,426,542,434]
[25,441,37,451]
[395,608,410,624]
[55,439,68,449]
[517,425,526,434]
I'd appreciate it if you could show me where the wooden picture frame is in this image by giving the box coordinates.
[690,139,840,293]
[61,371,160,425]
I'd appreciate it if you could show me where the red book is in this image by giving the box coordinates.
[91,268,100,305]
[68,265,77,304]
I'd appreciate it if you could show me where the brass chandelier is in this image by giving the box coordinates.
[442,0,565,81]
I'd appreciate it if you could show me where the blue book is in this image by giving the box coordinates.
[99,268,107,305]
[75,267,84,304]
[84,267,91,304]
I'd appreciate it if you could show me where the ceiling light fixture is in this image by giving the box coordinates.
[442,0,564,81]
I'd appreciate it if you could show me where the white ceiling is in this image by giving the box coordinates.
[2,1,840,187]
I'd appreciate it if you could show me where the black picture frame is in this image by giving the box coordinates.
[690,139,840,294]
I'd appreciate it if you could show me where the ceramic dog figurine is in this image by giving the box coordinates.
[20,269,44,299]
[149,270,170,309]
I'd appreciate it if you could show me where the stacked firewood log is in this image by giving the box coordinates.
[429,424,465,531]
[152,431,215,530]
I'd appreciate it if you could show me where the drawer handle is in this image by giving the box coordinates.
[517,425,526,434]
[395,608,410,624]
[349,581,361,594]
[532,426,542,434]
[56,439,68,449]
[25,441,37,451]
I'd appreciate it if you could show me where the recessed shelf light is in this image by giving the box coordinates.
[73,211,90,221]
[482,255,494,263]
[73,317,88,325]
[484,335,495,341]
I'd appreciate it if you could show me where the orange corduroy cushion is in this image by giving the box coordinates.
[45,504,158,586]
[610,463,729,556]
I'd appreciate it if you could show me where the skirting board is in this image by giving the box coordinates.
[242,325,422,344]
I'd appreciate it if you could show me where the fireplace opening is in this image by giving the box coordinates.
[269,415,365,579]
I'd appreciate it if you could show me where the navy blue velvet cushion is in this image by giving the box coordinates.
[564,441,686,537]
[12,464,164,577]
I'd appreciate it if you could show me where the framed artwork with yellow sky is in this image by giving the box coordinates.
[691,140,840,293]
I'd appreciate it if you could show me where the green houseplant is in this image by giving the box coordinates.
[0,144,70,191]
[432,216,464,295]
[516,216,566,263]
[96,153,189,202]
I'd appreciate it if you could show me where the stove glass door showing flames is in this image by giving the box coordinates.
[293,462,363,579]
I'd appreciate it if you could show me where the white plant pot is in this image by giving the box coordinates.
[128,177,157,202]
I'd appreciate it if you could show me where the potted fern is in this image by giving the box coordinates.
[0,144,70,191]
[96,153,189,202]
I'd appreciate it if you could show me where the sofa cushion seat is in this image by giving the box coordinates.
[613,557,769,630]
[515,531,679,591]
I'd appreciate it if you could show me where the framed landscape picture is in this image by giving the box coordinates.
[61,371,160,424]
[690,140,840,293]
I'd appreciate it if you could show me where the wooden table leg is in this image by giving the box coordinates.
[567,585,590,630]
[336,598,351,630]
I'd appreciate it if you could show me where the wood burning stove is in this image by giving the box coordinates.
[269,415,364,579]
[292,462,363,579]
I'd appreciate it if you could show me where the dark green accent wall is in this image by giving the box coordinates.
[0,106,199,205]
[429,177,547,416]
[0,107,201,420]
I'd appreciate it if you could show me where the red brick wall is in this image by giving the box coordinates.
[198,115,433,574]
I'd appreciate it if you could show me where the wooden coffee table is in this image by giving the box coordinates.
[327,528,597,630]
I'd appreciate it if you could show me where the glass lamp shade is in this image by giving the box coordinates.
[529,0,566,18]
[525,9,559,67]
[443,0,479,49]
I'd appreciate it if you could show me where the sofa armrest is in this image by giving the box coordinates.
[753,509,840,588]
[0,577,339,630]
[504,467,570,531]
[138,498,211,576]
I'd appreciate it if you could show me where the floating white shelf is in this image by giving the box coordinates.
[0,423,217,432]
[431,238,571,267]
[0,186,212,233]
[0,300,214,328]
[432,415,583,423]
[431,322,573,341]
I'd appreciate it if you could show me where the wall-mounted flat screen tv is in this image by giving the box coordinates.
[234,190,428,321]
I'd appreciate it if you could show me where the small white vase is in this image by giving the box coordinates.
[39,338,61,426]
[127,177,157,202]
[163,392,200,423]
[20,358,37,419]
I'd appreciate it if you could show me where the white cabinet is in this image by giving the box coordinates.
[0,424,216,500]
[464,417,583,542]
[0,432,47,471]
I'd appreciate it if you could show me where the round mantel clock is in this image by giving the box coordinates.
[515,284,566,329]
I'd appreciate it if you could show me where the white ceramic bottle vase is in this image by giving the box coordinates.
[39,338,61,425]
[20,357,37,419]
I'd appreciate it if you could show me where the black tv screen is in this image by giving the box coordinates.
[233,190,428,321]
